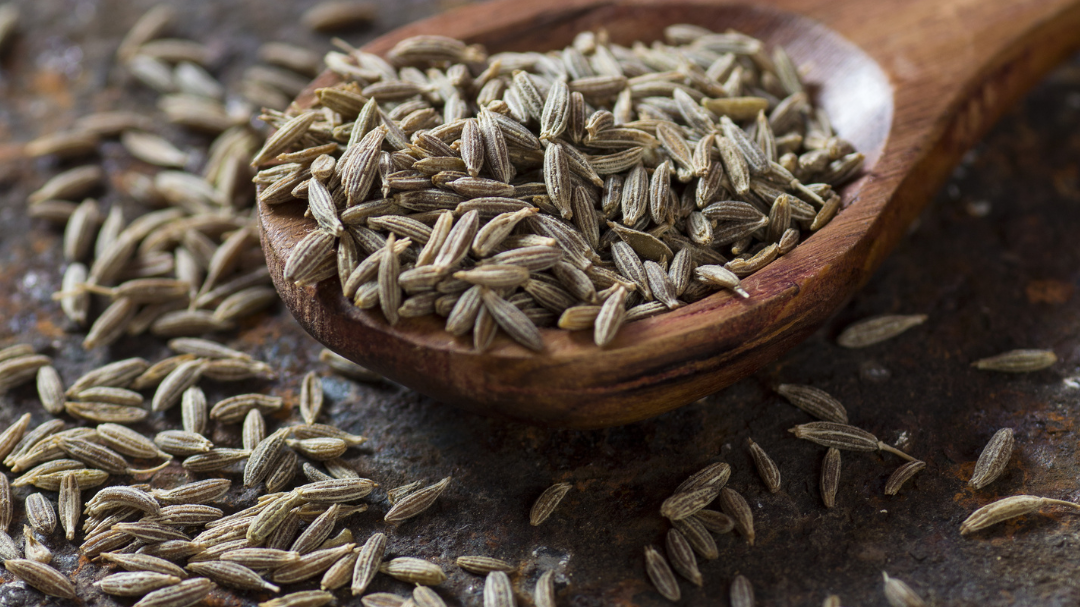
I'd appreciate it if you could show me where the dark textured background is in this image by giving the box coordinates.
[1,1,1079,605]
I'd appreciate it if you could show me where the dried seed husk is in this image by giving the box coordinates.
[674,462,731,495]
[882,572,926,607]
[643,546,680,601]
[821,448,841,508]
[836,314,928,348]
[95,571,182,596]
[26,492,57,535]
[0,412,32,465]
[789,422,915,461]
[154,430,213,456]
[969,428,1014,489]
[530,481,572,526]
[885,460,926,496]
[5,559,77,599]
[133,577,216,607]
[352,532,386,596]
[259,590,335,607]
[483,570,513,607]
[382,557,447,586]
[273,543,356,584]
[959,495,1080,535]
[297,478,376,503]
[665,528,702,587]
[534,569,556,607]
[300,371,325,425]
[719,487,754,546]
[776,384,848,424]
[672,516,719,560]
[58,472,80,540]
[456,555,515,575]
[660,484,720,521]
[731,574,755,607]
[971,349,1058,373]
[188,561,279,593]
[692,509,735,534]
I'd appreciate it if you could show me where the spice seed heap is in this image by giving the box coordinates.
[258,25,863,349]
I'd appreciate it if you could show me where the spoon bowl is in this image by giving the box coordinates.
[260,0,1080,428]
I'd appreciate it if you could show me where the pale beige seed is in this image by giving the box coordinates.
[320,548,359,590]
[885,460,926,496]
[116,4,175,62]
[290,503,340,554]
[29,165,104,204]
[837,314,928,348]
[969,428,1014,489]
[5,559,77,599]
[297,478,376,503]
[959,495,1080,535]
[644,546,680,601]
[222,547,301,570]
[665,528,702,587]
[413,585,447,607]
[60,263,90,325]
[288,438,348,461]
[822,595,842,607]
[85,486,160,516]
[534,570,556,607]
[121,131,189,167]
[0,471,9,532]
[95,572,182,596]
[457,556,515,575]
[63,197,101,262]
[167,338,252,360]
[242,409,266,452]
[789,422,915,461]
[0,530,18,561]
[483,570,514,607]
[731,574,755,607]
[181,386,207,435]
[719,487,754,546]
[660,484,720,521]
[352,532,386,595]
[82,297,136,349]
[30,469,108,492]
[291,423,367,446]
[74,386,143,406]
[273,544,356,585]
[26,492,57,535]
[58,472,80,540]
[775,384,848,424]
[594,285,628,347]
[245,428,291,488]
[882,572,926,607]
[188,561,279,593]
[99,553,188,579]
[133,578,216,607]
[24,526,53,563]
[252,112,318,167]
[971,349,1058,373]
[259,590,335,607]
[65,401,149,424]
[211,393,284,423]
[154,430,213,456]
[0,412,31,465]
[300,371,325,425]
[747,438,781,493]
[182,448,250,472]
[151,358,205,412]
[821,448,841,509]
[383,557,447,586]
[530,481,572,526]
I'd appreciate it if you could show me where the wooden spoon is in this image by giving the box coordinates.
[259,0,1080,428]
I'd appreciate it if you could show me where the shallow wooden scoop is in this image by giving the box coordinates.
[259,0,1080,428]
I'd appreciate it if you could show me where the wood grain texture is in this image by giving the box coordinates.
[259,0,1080,428]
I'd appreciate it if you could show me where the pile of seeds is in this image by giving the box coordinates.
[4,1,1073,605]
[258,25,863,348]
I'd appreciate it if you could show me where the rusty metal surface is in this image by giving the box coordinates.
[1,1,1080,606]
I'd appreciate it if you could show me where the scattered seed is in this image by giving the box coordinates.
[882,572,926,607]
[530,482,572,526]
[821,448,841,509]
[885,460,926,496]
[643,546,680,601]
[747,438,781,493]
[972,349,1058,373]
[959,495,1080,535]
[837,314,927,348]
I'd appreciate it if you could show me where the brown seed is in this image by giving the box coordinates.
[885,460,927,496]
[671,516,718,560]
[719,487,754,546]
[821,448,841,508]
[674,462,731,495]
[660,484,720,521]
[643,546,680,601]
[747,438,781,493]
[692,509,735,534]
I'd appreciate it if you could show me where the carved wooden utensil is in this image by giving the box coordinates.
[259,0,1080,428]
